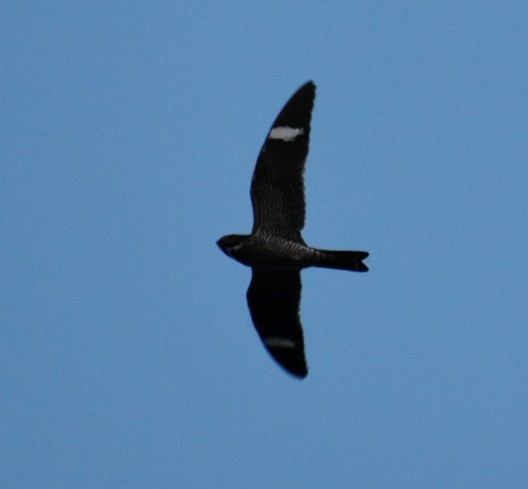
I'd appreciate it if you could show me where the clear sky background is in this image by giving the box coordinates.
[2,2,527,488]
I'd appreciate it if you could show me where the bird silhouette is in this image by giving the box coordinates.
[217,81,368,378]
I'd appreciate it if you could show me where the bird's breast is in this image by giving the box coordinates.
[231,235,310,268]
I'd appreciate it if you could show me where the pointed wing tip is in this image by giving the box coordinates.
[266,348,308,379]
[298,80,316,97]
[283,81,315,106]
[274,355,308,379]
[274,361,307,379]
[291,367,308,379]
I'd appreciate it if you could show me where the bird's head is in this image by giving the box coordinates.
[216,234,249,259]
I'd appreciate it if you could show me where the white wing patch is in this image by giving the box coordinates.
[269,126,304,142]
[264,337,297,349]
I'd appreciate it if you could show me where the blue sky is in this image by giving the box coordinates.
[2,2,528,488]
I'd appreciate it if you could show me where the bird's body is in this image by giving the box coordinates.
[218,233,368,271]
[217,81,368,378]
[218,234,311,268]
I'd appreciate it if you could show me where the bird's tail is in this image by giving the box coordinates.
[312,249,369,272]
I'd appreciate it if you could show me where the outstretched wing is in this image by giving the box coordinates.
[250,81,316,242]
[246,268,307,378]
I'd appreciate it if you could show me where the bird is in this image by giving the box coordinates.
[217,81,369,378]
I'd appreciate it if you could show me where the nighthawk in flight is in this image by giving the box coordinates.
[217,81,368,378]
